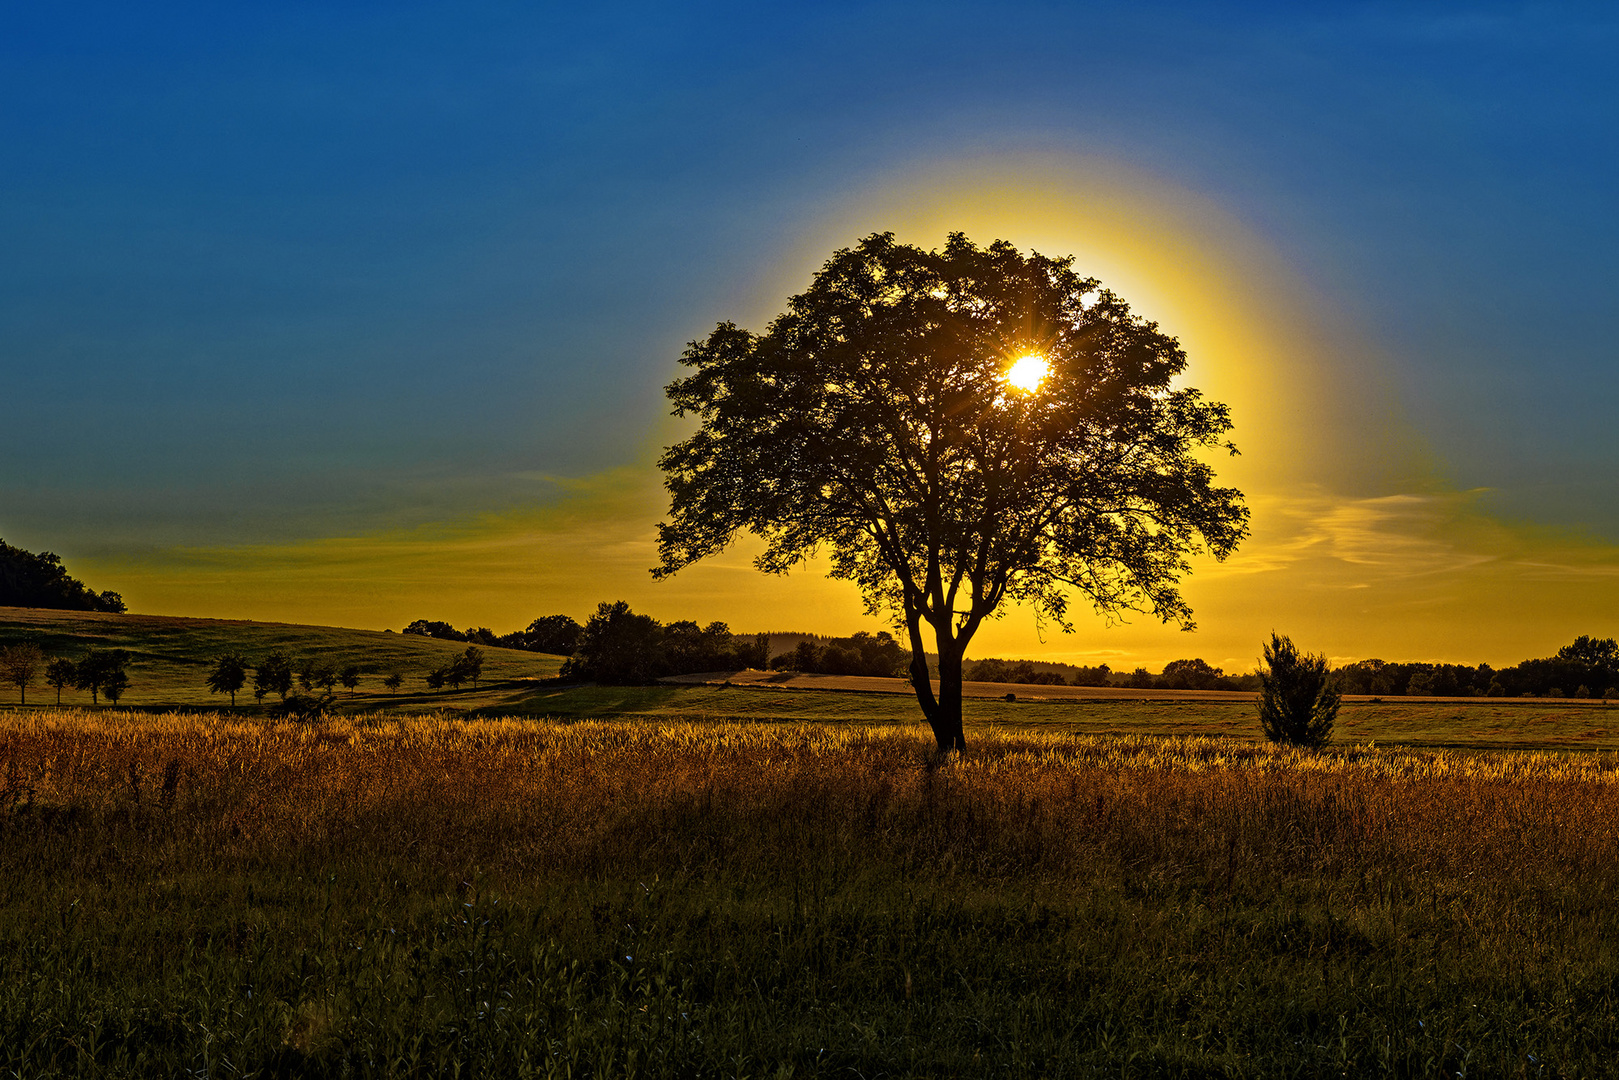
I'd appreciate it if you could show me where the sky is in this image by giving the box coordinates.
[3,1,1618,672]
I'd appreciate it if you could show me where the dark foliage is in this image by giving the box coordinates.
[966,658,1070,686]
[0,539,125,612]
[73,649,131,706]
[1258,633,1339,747]
[0,642,45,704]
[206,653,248,706]
[654,232,1248,751]
[1331,636,1619,699]
[770,631,907,678]
[1160,658,1226,691]
[402,620,466,642]
[560,602,769,684]
[254,650,294,702]
[561,602,666,684]
[450,646,483,688]
[497,614,584,655]
[44,656,75,704]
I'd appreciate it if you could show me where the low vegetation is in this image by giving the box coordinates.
[1258,632,1341,748]
[2,709,1617,1075]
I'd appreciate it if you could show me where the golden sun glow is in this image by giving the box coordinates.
[1004,353,1049,392]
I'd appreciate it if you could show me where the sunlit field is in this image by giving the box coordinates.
[3,709,1617,1076]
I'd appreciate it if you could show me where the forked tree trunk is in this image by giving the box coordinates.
[906,629,967,753]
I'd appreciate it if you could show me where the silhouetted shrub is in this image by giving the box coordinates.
[1258,633,1339,748]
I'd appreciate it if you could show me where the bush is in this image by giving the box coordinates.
[1257,633,1339,748]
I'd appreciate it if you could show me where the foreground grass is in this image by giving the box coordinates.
[4,710,1618,1076]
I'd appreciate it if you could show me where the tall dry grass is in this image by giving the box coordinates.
[4,709,1619,1075]
[7,708,1618,888]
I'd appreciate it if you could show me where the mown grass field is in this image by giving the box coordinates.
[4,708,1619,1076]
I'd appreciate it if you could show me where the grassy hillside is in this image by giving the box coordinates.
[0,607,564,710]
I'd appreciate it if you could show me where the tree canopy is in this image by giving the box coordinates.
[0,539,125,613]
[655,231,1248,750]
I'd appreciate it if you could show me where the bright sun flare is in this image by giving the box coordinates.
[1004,353,1049,392]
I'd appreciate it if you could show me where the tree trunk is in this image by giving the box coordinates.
[903,607,968,753]
[931,641,967,752]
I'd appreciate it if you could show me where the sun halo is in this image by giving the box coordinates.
[1004,353,1049,393]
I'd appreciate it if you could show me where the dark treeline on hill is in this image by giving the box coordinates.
[965,656,1261,691]
[769,632,908,678]
[1335,635,1619,699]
[0,539,125,613]
[559,602,769,684]
[402,615,582,655]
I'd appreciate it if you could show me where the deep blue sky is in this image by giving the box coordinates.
[4,2,1618,652]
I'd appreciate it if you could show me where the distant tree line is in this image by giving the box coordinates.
[558,602,769,684]
[769,632,908,678]
[1334,636,1619,699]
[0,539,125,613]
[402,615,582,656]
[963,656,1261,691]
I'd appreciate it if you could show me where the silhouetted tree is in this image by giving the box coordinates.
[206,652,248,705]
[1258,633,1339,748]
[1558,635,1619,667]
[382,671,403,694]
[74,649,131,706]
[45,656,75,704]
[449,646,484,688]
[101,668,128,705]
[654,232,1247,750]
[1161,658,1224,691]
[255,651,294,702]
[0,642,44,704]
[560,601,666,684]
[0,539,126,612]
[500,614,583,655]
[402,620,466,642]
[339,665,361,696]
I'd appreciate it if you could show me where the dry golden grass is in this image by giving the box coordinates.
[6,709,1619,1075]
[8,707,1619,890]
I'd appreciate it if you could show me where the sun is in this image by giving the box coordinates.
[1004,353,1049,392]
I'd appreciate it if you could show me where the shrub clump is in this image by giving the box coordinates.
[1258,632,1340,747]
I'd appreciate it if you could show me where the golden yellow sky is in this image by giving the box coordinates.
[87,154,1619,673]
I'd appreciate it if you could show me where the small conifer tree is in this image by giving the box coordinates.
[1258,632,1339,748]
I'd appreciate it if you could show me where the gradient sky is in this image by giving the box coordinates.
[4,2,1618,672]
